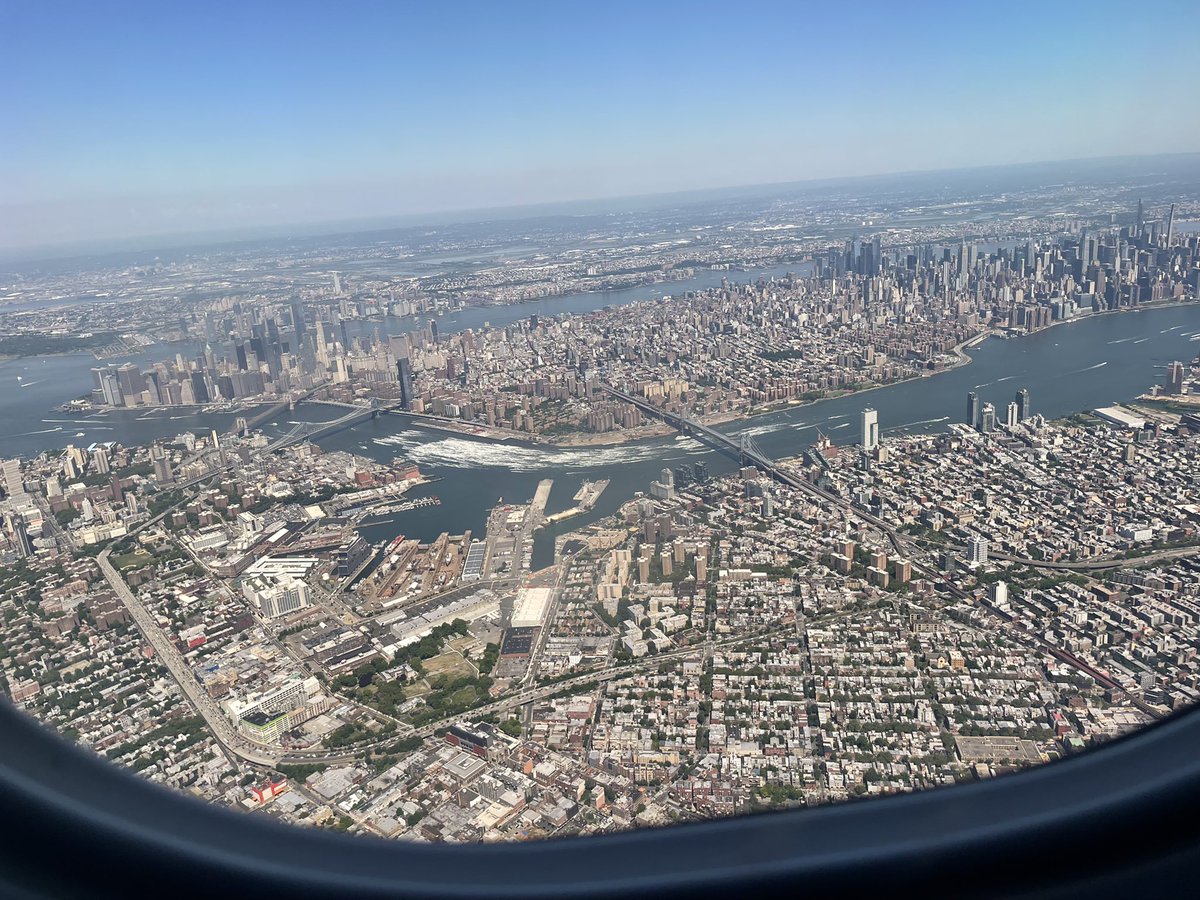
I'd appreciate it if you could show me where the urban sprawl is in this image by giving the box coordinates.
[3,187,1200,842]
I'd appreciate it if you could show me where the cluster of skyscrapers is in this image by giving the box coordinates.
[856,388,1032,451]
[967,388,1031,433]
[87,299,434,411]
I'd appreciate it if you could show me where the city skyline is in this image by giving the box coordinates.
[2,2,1200,866]
[3,0,1199,251]
[1,142,1199,851]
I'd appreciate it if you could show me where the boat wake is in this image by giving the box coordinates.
[372,433,706,471]
[736,422,789,439]
[16,426,63,436]
[890,415,950,430]
[975,374,1020,389]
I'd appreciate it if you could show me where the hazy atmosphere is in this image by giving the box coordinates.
[3,0,1199,252]
[3,2,1200,886]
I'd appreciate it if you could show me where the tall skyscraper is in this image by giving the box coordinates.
[315,321,329,367]
[92,366,124,407]
[1015,388,1031,421]
[968,537,989,567]
[396,358,414,409]
[967,391,980,428]
[980,403,996,433]
[1006,402,1019,428]
[115,363,146,403]
[1166,203,1176,244]
[290,301,306,338]
[151,444,173,484]
[1167,361,1185,396]
[861,407,879,451]
[190,371,210,404]
[6,512,32,558]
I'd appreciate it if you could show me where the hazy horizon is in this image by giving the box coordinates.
[2,150,1197,267]
[4,1,1199,255]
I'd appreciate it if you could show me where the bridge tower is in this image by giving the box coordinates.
[736,432,766,469]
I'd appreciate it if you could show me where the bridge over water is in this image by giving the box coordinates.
[598,383,1162,718]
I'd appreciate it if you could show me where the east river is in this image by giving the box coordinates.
[3,275,1200,571]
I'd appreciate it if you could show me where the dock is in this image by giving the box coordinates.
[538,479,609,528]
[532,479,554,519]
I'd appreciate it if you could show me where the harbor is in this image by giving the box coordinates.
[537,479,610,528]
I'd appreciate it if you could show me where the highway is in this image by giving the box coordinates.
[96,548,282,767]
[906,538,1200,572]
[83,390,434,772]
[93,384,1167,773]
[990,545,1200,571]
[85,389,347,769]
[600,384,1165,722]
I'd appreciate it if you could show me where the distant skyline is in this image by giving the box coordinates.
[3,0,1199,252]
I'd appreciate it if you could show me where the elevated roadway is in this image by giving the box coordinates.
[96,548,282,767]
[599,385,1164,721]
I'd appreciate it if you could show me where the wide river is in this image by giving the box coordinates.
[3,272,1199,571]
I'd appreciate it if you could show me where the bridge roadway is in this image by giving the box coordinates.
[599,386,1164,721]
[96,548,283,767]
[266,402,383,451]
[98,387,1163,771]
[268,397,435,451]
[601,386,911,552]
[89,391,380,768]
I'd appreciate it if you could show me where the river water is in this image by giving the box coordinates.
[293,303,1200,569]
[344,259,817,339]
[0,262,816,459]
[4,276,1199,572]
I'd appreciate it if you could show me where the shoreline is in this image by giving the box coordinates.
[536,297,1200,450]
[370,256,820,325]
[542,330,990,449]
[20,298,1200,456]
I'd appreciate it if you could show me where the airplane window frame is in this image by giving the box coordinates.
[1,699,1197,899]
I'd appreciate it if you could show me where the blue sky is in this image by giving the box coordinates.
[2,0,1198,250]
